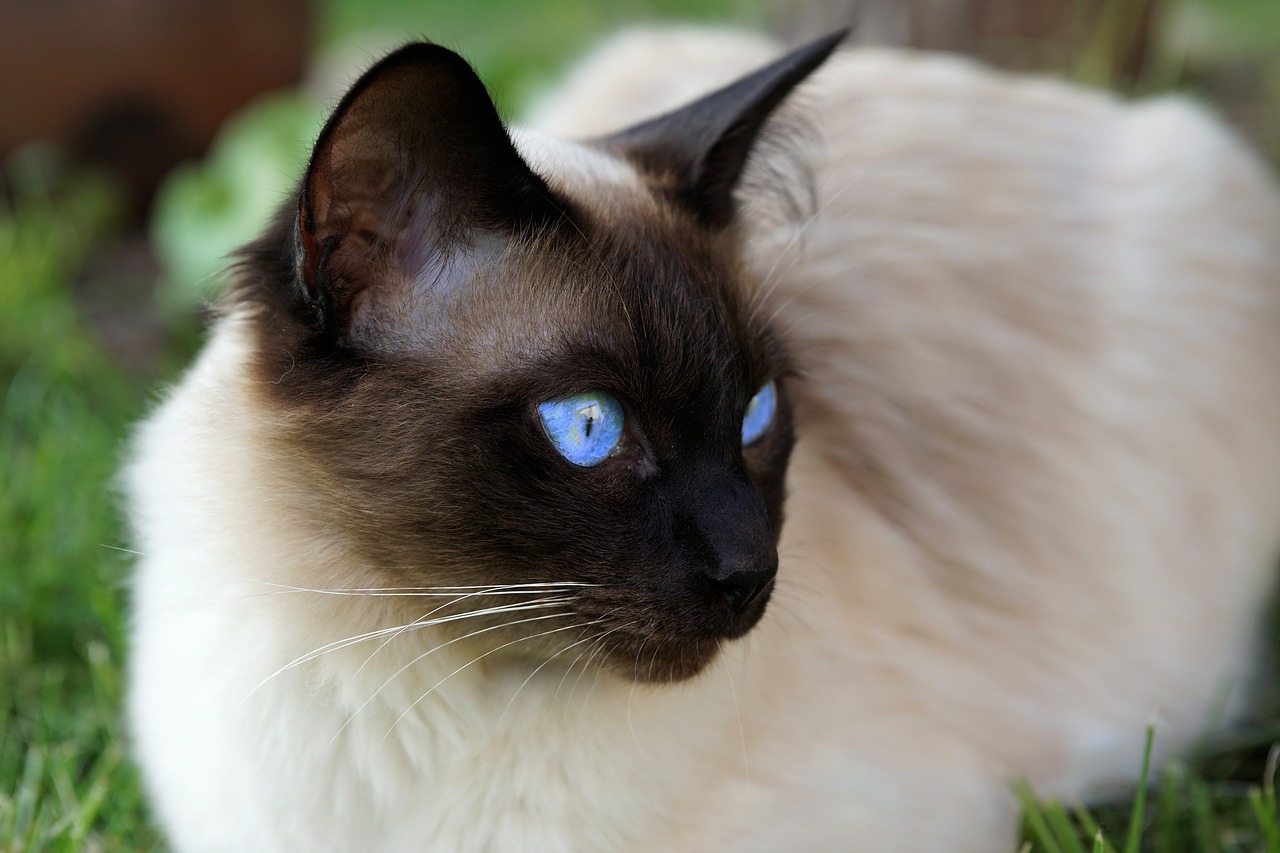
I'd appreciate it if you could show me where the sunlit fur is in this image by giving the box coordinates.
[128,28,1280,851]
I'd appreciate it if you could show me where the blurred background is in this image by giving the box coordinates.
[1,0,1277,849]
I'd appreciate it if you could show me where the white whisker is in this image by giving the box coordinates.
[382,620,604,743]
[349,594,577,680]
[558,634,606,715]
[576,627,624,715]
[319,610,582,760]
[566,626,624,710]
[555,623,626,711]
[627,640,646,749]
[497,627,599,728]
[241,598,574,706]
[247,580,597,597]
[717,639,751,785]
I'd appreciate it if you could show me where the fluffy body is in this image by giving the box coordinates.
[128,29,1280,851]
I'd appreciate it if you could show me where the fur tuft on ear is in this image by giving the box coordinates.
[603,30,846,228]
[295,42,565,344]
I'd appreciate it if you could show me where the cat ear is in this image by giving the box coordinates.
[295,42,561,342]
[604,30,846,228]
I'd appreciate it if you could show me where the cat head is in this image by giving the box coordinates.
[233,33,841,682]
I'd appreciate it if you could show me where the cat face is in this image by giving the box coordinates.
[230,37,839,681]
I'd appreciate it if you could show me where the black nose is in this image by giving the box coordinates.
[713,565,776,613]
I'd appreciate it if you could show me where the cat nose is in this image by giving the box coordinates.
[713,563,777,613]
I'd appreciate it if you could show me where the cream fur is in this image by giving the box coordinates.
[128,28,1280,851]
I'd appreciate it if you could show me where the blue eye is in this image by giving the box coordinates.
[741,381,777,446]
[538,392,625,467]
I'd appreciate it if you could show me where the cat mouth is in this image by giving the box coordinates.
[580,582,775,683]
[599,632,721,683]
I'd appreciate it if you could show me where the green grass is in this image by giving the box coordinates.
[1,163,162,849]
[2,0,1279,849]
[1017,725,1280,853]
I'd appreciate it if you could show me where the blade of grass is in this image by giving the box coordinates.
[1155,759,1183,853]
[1250,744,1280,853]
[1073,805,1115,853]
[1046,801,1089,853]
[12,744,45,851]
[1122,725,1156,853]
[1248,787,1278,851]
[1014,779,1067,853]
[67,740,124,846]
[1186,774,1220,853]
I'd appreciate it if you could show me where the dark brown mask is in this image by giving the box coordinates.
[229,33,842,681]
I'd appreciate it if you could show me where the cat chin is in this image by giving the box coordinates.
[600,636,721,683]
[548,579,776,683]
[445,618,730,683]
[489,593,776,684]
[596,594,774,683]
[411,582,772,683]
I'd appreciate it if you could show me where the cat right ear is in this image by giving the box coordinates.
[603,31,845,229]
[294,43,563,344]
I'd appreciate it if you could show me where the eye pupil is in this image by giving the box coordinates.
[579,402,602,437]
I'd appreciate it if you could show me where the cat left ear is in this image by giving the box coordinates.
[295,42,561,342]
[604,30,846,228]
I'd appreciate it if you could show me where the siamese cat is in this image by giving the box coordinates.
[126,26,1280,852]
